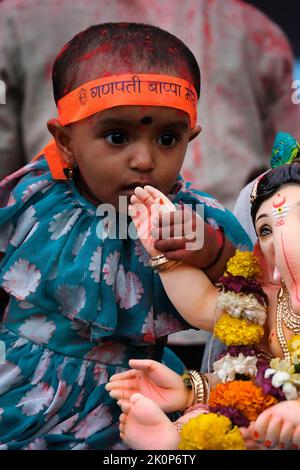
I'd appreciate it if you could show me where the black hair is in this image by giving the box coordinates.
[52,22,201,104]
[251,160,300,223]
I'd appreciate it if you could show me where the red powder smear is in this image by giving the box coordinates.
[56,42,71,60]
[78,44,112,63]
[159,198,164,205]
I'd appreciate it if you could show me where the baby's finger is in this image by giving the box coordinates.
[134,187,156,204]
[108,388,137,401]
[154,210,190,228]
[108,369,137,382]
[118,401,132,414]
[144,185,176,212]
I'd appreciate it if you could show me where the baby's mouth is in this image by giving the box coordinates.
[119,181,153,197]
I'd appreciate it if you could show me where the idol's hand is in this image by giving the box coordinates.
[105,359,189,413]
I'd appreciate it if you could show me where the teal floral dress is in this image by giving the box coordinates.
[0,157,251,449]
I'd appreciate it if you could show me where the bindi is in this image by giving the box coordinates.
[272,193,286,208]
[140,116,153,125]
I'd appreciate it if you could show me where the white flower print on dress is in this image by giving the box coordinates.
[55,285,86,319]
[31,350,53,384]
[102,251,120,285]
[206,218,220,230]
[10,206,37,247]
[2,258,41,299]
[76,362,88,387]
[115,265,144,309]
[0,222,14,252]
[48,208,82,240]
[19,301,34,309]
[134,240,150,266]
[72,228,91,256]
[154,313,184,337]
[18,315,56,344]
[93,365,108,385]
[22,179,51,202]
[141,308,155,343]
[85,343,126,364]
[191,193,225,211]
[17,383,54,416]
[13,337,29,348]
[51,413,79,435]
[0,362,22,395]
[45,380,72,420]
[73,404,113,439]
[6,194,16,206]
[89,247,102,282]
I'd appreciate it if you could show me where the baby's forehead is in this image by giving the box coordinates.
[89,105,190,125]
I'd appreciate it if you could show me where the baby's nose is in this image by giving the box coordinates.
[129,144,155,171]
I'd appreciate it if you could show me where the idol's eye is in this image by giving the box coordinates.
[104,131,129,145]
[157,133,178,147]
[258,225,272,237]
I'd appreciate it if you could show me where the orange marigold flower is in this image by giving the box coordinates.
[208,381,278,422]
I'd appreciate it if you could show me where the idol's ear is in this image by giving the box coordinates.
[253,241,280,287]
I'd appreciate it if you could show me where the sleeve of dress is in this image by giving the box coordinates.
[243,4,300,158]
[0,4,25,179]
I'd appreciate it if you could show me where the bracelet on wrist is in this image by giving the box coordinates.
[149,254,182,272]
[185,369,209,405]
[203,226,225,270]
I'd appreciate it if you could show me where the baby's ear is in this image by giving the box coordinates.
[47,119,74,164]
[189,125,202,142]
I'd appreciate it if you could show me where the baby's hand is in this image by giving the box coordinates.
[128,185,176,257]
[129,185,225,271]
[249,400,300,449]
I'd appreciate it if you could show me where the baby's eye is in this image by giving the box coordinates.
[104,131,129,145]
[157,133,178,147]
[258,225,272,237]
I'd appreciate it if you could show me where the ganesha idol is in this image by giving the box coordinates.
[106,132,300,450]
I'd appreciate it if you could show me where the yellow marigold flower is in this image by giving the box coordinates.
[288,335,300,364]
[209,381,278,422]
[226,250,261,279]
[215,313,264,346]
[178,413,245,450]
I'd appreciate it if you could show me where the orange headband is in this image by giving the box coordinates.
[34,74,198,180]
[57,74,198,128]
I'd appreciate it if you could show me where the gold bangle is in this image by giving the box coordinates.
[149,254,182,272]
[187,370,209,405]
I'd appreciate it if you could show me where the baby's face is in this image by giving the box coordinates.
[67,105,198,209]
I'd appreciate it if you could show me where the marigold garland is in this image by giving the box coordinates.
[208,381,278,422]
[178,413,245,450]
[214,313,264,346]
[225,250,261,279]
